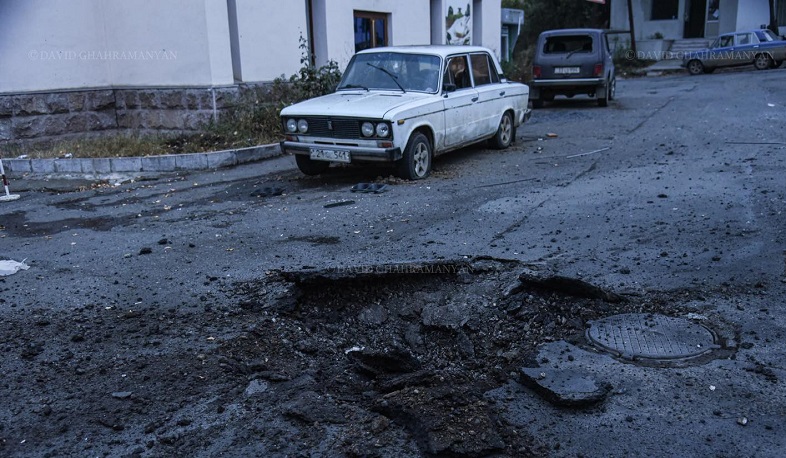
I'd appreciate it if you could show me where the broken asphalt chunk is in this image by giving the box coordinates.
[347,347,421,376]
[324,200,355,208]
[517,272,624,303]
[520,367,612,407]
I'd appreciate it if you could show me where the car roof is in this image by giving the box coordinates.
[539,28,606,37]
[355,45,494,59]
[720,29,771,36]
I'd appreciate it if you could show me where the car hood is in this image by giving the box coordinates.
[280,91,433,119]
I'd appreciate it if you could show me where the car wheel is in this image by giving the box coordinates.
[491,111,515,149]
[532,98,544,109]
[754,53,773,70]
[397,132,431,180]
[687,59,704,76]
[295,154,330,176]
[608,77,617,101]
[772,60,784,69]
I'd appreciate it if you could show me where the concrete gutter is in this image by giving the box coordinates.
[2,143,282,177]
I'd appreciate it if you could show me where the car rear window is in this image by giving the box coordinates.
[544,35,594,54]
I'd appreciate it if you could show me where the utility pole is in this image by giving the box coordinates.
[627,0,637,54]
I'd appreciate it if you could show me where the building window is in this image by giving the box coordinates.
[707,0,719,22]
[354,11,388,52]
[651,0,679,20]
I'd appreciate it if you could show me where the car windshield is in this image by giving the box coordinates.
[544,35,594,54]
[337,52,441,93]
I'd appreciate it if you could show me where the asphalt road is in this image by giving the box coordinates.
[1,67,785,457]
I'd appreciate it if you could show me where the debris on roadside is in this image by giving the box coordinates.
[351,183,389,194]
[324,200,356,208]
[0,259,30,276]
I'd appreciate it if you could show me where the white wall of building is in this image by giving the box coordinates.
[231,0,308,82]
[310,0,432,70]
[612,0,780,40]
[0,1,110,92]
[731,0,770,31]
[0,0,234,93]
[0,0,506,93]
[610,0,686,40]
[474,0,502,55]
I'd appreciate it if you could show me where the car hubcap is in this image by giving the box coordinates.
[500,116,512,144]
[756,55,768,68]
[413,143,429,177]
[689,61,701,73]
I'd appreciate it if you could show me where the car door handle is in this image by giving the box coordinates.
[471,97,479,102]
[499,91,506,96]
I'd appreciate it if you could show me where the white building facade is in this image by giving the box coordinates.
[0,0,502,93]
[0,0,502,143]
[610,0,785,41]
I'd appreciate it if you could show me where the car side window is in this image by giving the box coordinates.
[487,55,500,83]
[469,54,492,86]
[735,33,750,45]
[719,36,733,47]
[446,55,471,89]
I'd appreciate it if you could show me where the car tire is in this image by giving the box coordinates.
[532,98,544,109]
[295,154,330,176]
[687,59,704,76]
[491,111,515,149]
[772,60,783,69]
[396,132,432,180]
[754,53,773,70]
[608,77,616,101]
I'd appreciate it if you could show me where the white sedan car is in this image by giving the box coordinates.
[280,45,532,180]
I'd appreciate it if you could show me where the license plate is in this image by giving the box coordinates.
[309,148,351,163]
[554,67,580,74]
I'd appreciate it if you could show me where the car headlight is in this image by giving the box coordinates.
[361,122,374,137]
[297,119,308,133]
[375,123,390,138]
[286,119,297,133]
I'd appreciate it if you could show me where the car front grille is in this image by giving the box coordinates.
[304,117,360,139]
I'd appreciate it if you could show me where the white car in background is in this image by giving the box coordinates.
[280,45,532,180]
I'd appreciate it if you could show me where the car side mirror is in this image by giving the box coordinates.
[500,77,508,83]
[443,83,457,93]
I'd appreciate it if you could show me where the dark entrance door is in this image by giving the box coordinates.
[684,0,707,38]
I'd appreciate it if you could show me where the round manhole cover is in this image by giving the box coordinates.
[586,313,717,361]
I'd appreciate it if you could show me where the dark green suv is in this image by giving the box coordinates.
[530,28,616,108]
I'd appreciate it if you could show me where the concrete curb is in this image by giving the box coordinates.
[2,143,282,176]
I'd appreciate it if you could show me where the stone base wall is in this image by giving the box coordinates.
[0,84,273,146]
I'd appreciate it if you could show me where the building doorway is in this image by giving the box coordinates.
[684,0,707,38]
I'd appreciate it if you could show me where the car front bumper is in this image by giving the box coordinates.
[280,141,403,163]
